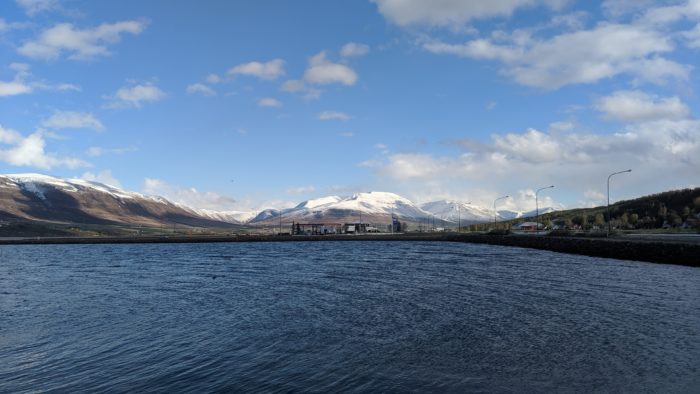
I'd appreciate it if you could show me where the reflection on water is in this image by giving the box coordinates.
[1,241,699,392]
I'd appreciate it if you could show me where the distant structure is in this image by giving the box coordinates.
[292,223,342,235]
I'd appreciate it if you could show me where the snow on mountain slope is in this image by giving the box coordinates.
[420,200,493,223]
[250,192,436,223]
[193,208,258,224]
[2,173,143,201]
[421,200,560,223]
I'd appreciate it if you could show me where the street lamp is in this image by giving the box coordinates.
[457,202,471,233]
[535,185,554,234]
[607,169,631,237]
[493,195,509,229]
[276,208,283,235]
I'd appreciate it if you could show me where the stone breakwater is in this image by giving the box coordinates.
[0,233,697,267]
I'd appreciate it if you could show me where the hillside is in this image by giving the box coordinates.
[482,188,700,231]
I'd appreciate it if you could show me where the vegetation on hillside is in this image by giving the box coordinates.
[468,188,700,233]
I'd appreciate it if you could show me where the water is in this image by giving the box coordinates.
[1,241,699,393]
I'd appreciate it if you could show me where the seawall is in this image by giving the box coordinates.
[0,233,697,267]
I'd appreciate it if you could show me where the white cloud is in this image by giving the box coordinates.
[143,177,238,210]
[257,97,282,107]
[601,0,656,17]
[227,59,285,80]
[685,23,700,48]
[18,20,147,60]
[340,42,370,57]
[104,82,165,109]
[186,83,216,96]
[361,120,700,206]
[15,0,58,16]
[372,0,567,27]
[423,23,688,89]
[492,128,561,162]
[596,90,691,122]
[205,73,222,84]
[280,79,305,92]
[0,18,29,33]
[0,80,32,97]
[303,51,358,86]
[0,63,33,97]
[286,185,316,194]
[318,111,350,121]
[0,125,88,169]
[80,170,122,188]
[41,110,105,131]
[86,146,137,157]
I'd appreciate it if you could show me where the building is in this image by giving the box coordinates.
[292,222,342,235]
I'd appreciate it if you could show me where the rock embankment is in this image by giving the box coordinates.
[0,233,697,267]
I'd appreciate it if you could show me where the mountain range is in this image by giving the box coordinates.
[0,174,556,229]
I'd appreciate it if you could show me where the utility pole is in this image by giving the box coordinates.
[493,195,509,230]
[607,169,631,237]
[535,185,554,234]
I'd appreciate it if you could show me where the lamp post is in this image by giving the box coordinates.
[457,202,471,233]
[535,185,554,234]
[276,208,283,235]
[607,169,631,237]
[493,195,509,230]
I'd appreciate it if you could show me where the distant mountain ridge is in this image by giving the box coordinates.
[0,173,558,228]
[0,174,238,228]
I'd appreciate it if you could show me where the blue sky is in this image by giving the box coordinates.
[1,0,699,212]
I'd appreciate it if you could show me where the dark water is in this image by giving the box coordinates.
[1,241,699,393]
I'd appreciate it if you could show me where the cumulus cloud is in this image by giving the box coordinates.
[80,170,122,188]
[143,177,238,211]
[340,42,370,57]
[303,51,358,86]
[361,120,700,207]
[186,83,216,96]
[257,97,282,107]
[372,0,567,27]
[18,20,147,60]
[41,110,104,131]
[0,125,88,169]
[595,90,691,122]
[227,59,285,80]
[104,82,165,108]
[423,22,688,89]
[318,111,350,121]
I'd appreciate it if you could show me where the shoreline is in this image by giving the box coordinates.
[1,233,698,267]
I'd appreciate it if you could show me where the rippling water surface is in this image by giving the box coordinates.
[1,241,699,392]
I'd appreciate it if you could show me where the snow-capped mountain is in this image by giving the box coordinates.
[0,174,239,228]
[419,201,493,223]
[420,200,559,223]
[250,192,438,224]
[0,173,557,230]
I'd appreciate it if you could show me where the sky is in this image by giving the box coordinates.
[1,0,699,213]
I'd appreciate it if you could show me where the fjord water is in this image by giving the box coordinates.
[1,242,699,392]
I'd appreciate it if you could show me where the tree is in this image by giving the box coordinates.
[621,213,629,227]
[630,213,639,226]
[595,213,605,227]
[682,206,691,220]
